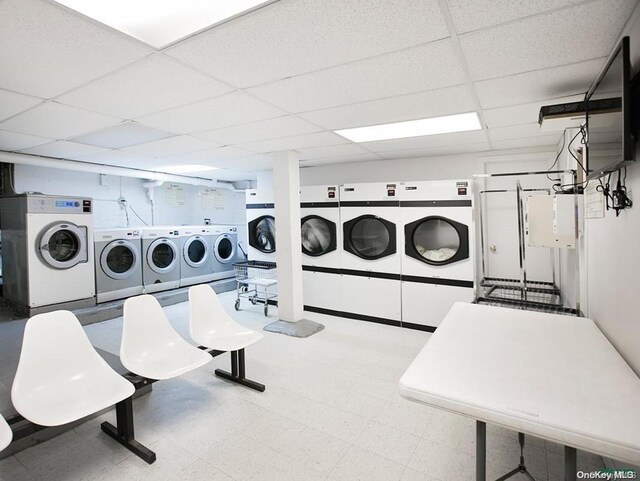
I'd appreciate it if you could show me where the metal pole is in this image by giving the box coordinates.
[476,421,486,481]
[516,181,528,300]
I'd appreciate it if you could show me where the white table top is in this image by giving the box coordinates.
[399,302,640,465]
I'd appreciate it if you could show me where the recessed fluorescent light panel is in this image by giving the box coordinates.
[159,164,218,174]
[335,112,482,143]
[52,0,274,48]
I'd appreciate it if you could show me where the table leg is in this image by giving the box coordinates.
[476,420,486,481]
[564,446,577,481]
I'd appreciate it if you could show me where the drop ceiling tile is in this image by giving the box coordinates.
[195,116,321,145]
[19,140,109,158]
[236,132,348,153]
[0,129,52,151]
[122,135,221,157]
[71,122,174,149]
[361,129,488,153]
[0,0,152,98]
[482,95,585,128]
[210,154,274,171]
[474,58,605,109]
[446,0,581,34]
[74,149,157,168]
[297,143,372,161]
[460,0,636,81]
[166,0,450,88]
[488,123,546,142]
[135,92,285,134]
[492,134,562,150]
[300,153,383,167]
[377,141,491,159]
[0,101,121,139]
[298,85,477,130]
[247,40,467,113]
[0,89,43,122]
[165,146,255,163]
[57,54,234,119]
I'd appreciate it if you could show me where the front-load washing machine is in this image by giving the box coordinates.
[94,228,143,303]
[399,180,475,330]
[141,227,180,293]
[300,185,341,314]
[0,194,95,313]
[246,189,276,262]
[179,225,215,287]
[339,182,402,325]
[211,225,238,280]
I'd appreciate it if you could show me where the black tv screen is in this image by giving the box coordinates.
[586,36,635,180]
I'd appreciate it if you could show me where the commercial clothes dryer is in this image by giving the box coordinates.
[141,227,180,293]
[94,228,143,303]
[0,194,95,313]
[211,225,238,280]
[179,225,215,287]
[339,182,402,325]
[246,189,276,262]
[300,185,341,313]
[399,180,475,330]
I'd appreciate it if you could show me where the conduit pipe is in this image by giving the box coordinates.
[0,151,243,192]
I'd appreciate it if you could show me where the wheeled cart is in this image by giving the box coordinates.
[233,261,277,316]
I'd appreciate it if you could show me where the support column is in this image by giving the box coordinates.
[264,150,324,338]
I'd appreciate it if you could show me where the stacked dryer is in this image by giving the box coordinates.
[399,180,475,330]
[246,189,276,262]
[300,185,341,313]
[339,182,402,325]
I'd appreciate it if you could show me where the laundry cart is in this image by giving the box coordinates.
[233,260,277,316]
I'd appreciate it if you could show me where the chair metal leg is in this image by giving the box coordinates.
[101,397,156,464]
[215,349,265,392]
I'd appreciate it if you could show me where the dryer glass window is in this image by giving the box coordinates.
[152,243,175,268]
[301,218,332,256]
[48,230,79,262]
[413,218,460,262]
[217,238,233,260]
[253,216,276,253]
[351,218,389,258]
[188,240,206,263]
[107,245,134,274]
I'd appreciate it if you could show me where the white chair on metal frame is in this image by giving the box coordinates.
[121,295,212,380]
[0,415,12,452]
[189,284,265,392]
[10,310,155,463]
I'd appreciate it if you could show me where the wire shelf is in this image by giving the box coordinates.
[474,297,579,316]
[481,277,558,291]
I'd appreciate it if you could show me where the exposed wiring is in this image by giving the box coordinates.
[126,202,149,226]
[552,125,589,193]
[547,131,566,182]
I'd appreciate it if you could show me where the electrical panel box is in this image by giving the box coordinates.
[526,195,580,249]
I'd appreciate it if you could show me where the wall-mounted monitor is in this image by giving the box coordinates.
[586,36,635,180]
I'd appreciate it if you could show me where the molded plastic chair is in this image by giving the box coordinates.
[0,415,12,452]
[11,310,135,427]
[121,295,212,380]
[189,285,265,392]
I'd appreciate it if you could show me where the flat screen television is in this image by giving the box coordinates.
[585,36,635,180]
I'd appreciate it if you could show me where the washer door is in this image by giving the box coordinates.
[101,239,139,280]
[147,238,178,274]
[38,222,87,269]
[301,215,336,257]
[405,216,469,265]
[343,215,396,260]
[214,234,236,264]
[183,235,209,268]
[248,215,276,253]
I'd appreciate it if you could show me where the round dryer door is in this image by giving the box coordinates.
[38,222,87,269]
[405,216,469,265]
[248,215,276,253]
[183,236,209,268]
[101,240,139,280]
[147,238,178,274]
[301,215,336,257]
[343,215,396,260]
[214,234,236,263]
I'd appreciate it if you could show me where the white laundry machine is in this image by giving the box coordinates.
[0,194,95,313]
[399,180,475,330]
[300,185,341,314]
[211,225,238,280]
[94,228,144,303]
[179,225,215,287]
[246,189,276,262]
[339,182,402,326]
[141,227,180,293]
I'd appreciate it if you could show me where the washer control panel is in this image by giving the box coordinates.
[27,196,92,214]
